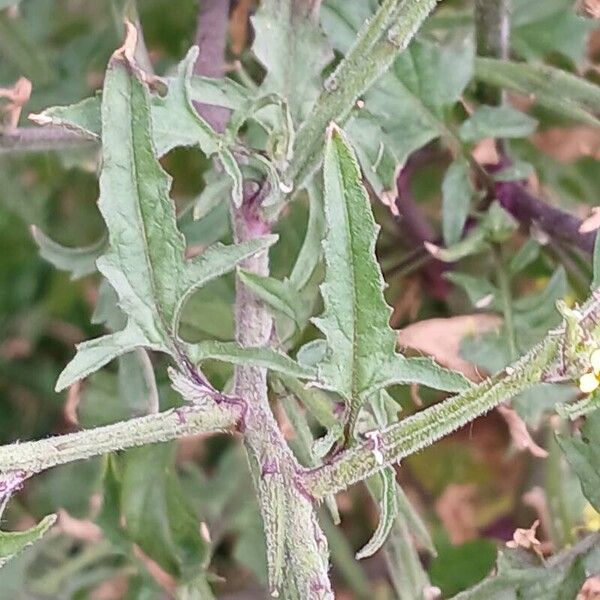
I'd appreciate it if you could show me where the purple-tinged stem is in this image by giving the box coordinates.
[192,0,231,132]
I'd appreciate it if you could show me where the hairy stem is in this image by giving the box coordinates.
[0,399,240,476]
[286,0,439,191]
[0,127,97,154]
[231,189,333,598]
[303,293,600,498]
[304,339,556,498]
[192,0,231,131]
[474,0,510,105]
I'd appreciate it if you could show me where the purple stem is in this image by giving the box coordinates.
[192,0,231,132]
[495,179,596,254]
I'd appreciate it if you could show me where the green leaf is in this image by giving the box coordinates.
[238,269,303,327]
[357,467,398,559]
[31,226,106,280]
[191,340,316,380]
[0,12,51,84]
[56,45,276,390]
[150,47,243,206]
[316,125,470,436]
[35,74,251,146]
[120,444,208,578]
[511,0,592,64]
[459,106,538,142]
[252,0,333,123]
[347,38,473,193]
[474,57,600,127]
[431,539,498,598]
[593,232,600,291]
[557,410,600,512]
[442,158,473,246]
[0,515,56,570]
[289,183,326,290]
[33,52,246,205]
[193,171,232,221]
[450,539,597,600]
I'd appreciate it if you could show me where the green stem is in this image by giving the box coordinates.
[494,244,518,360]
[286,0,439,191]
[304,337,557,498]
[303,291,600,498]
[0,399,239,476]
[474,0,510,105]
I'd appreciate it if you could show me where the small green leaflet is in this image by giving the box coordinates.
[0,515,56,569]
[56,38,275,391]
[459,106,538,143]
[190,340,316,380]
[315,124,470,437]
[31,226,106,280]
[442,158,473,246]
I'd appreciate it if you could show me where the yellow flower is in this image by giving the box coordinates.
[578,349,600,394]
[583,503,600,532]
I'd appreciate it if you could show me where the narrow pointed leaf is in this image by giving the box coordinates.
[0,514,56,569]
[315,125,469,434]
[56,323,157,392]
[191,341,316,380]
[289,183,326,290]
[442,159,473,247]
[474,57,600,127]
[31,226,106,280]
[357,467,398,559]
[58,39,275,389]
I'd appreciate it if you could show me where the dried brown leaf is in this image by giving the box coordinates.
[506,519,544,559]
[397,314,502,381]
[533,127,600,163]
[580,207,600,233]
[497,405,548,458]
[64,381,81,426]
[0,77,32,131]
[578,576,600,600]
[435,483,478,544]
[57,508,102,542]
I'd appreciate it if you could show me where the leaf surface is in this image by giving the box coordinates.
[56,41,275,390]
[316,125,470,436]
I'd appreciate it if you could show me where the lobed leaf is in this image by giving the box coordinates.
[315,124,470,437]
[56,37,276,390]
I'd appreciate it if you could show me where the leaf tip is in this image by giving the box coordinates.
[113,18,138,63]
[28,112,53,126]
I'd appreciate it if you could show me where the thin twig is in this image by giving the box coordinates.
[0,127,97,154]
[496,179,596,254]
